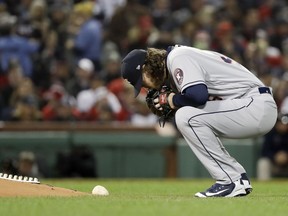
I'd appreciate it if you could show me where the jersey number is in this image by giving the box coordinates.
[220,56,232,64]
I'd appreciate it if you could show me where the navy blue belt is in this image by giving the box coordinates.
[258,87,271,94]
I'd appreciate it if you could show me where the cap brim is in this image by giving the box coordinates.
[120,49,147,97]
[133,75,143,97]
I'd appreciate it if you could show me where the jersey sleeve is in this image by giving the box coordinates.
[168,55,206,93]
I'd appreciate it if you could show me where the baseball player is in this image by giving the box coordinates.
[121,45,278,197]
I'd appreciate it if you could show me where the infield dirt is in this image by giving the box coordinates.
[0,179,88,197]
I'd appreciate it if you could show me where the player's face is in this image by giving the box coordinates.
[142,71,158,89]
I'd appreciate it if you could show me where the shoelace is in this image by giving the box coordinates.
[207,183,227,192]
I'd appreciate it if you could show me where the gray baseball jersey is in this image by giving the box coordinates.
[167,45,277,183]
[167,45,264,99]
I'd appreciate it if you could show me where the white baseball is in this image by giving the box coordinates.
[92,185,109,196]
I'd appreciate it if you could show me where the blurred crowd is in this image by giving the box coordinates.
[0,0,288,124]
[0,0,288,177]
[0,0,158,125]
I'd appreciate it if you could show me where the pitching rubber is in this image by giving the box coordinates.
[0,173,40,184]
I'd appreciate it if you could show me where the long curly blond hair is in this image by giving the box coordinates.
[144,48,167,88]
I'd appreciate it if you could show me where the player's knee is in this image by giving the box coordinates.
[175,107,194,129]
[175,107,204,130]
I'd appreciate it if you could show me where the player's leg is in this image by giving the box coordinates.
[175,105,245,183]
[176,109,247,197]
[174,95,277,197]
[215,136,253,194]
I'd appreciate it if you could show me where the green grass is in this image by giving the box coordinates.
[1,179,288,216]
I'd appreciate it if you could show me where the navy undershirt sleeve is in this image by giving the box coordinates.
[172,84,208,107]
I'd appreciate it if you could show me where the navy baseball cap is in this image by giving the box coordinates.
[121,49,147,97]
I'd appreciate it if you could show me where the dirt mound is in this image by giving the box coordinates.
[0,179,89,197]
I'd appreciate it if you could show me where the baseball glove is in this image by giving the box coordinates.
[146,86,176,127]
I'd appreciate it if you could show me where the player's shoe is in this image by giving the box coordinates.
[195,179,246,198]
[241,173,253,195]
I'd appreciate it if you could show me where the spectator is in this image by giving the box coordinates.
[107,0,150,53]
[17,151,35,176]
[68,1,103,71]
[130,94,158,126]
[127,13,160,50]
[0,12,40,77]
[1,150,43,178]
[150,0,171,30]
[0,60,24,120]
[26,0,50,41]
[192,30,211,50]
[47,2,70,60]
[97,0,126,23]
[17,151,42,178]
[66,58,95,97]
[107,78,135,121]
[211,20,245,63]
[74,75,123,121]
[48,59,71,89]
[93,98,116,122]
[8,78,42,121]
[100,50,122,84]
[10,94,41,121]
[41,83,76,121]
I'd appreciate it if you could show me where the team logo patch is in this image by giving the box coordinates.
[174,68,183,85]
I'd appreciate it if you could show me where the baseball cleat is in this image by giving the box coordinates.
[195,179,246,198]
[240,173,253,195]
